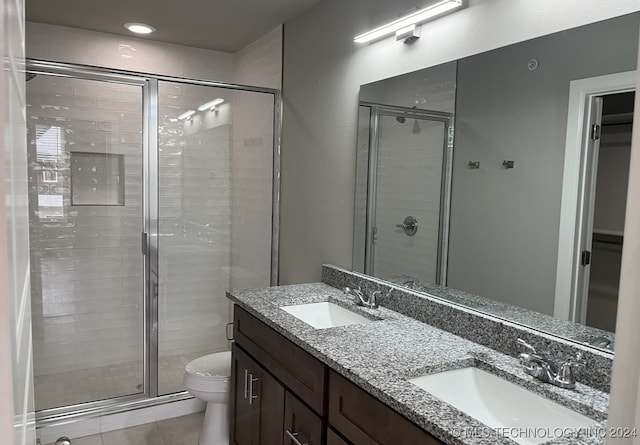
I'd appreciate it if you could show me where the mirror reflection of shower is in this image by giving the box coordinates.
[359,102,454,285]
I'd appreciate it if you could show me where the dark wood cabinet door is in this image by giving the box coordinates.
[231,343,256,445]
[255,359,286,445]
[231,343,286,445]
[283,391,324,445]
[328,371,444,445]
[234,306,328,415]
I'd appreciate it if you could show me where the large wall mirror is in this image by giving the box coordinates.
[353,12,639,354]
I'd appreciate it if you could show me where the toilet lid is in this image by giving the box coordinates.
[185,351,232,378]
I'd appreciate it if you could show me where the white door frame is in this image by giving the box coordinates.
[554,71,636,321]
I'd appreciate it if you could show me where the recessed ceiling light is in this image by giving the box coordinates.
[124,23,157,35]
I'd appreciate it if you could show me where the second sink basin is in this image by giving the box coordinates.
[280,301,373,329]
[409,367,596,445]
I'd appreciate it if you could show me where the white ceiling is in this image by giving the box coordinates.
[26,0,321,53]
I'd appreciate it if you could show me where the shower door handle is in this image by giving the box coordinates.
[141,232,149,255]
[396,216,418,236]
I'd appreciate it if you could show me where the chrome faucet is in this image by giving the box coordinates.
[517,338,585,390]
[401,280,416,289]
[344,286,379,309]
[587,335,614,350]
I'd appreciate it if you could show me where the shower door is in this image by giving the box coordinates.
[26,73,147,411]
[365,105,453,285]
[26,60,281,421]
[156,81,276,395]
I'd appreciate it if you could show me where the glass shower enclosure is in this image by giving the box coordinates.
[25,60,280,421]
[357,103,454,285]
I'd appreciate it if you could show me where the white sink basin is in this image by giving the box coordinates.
[409,367,596,445]
[280,302,373,329]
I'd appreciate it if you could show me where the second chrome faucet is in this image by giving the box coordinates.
[343,285,380,309]
[517,338,585,390]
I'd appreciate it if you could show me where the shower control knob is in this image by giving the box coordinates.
[55,438,72,445]
[396,216,418,236]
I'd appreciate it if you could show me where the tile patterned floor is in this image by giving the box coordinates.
[44,412,205,445]
[35,352,209,411]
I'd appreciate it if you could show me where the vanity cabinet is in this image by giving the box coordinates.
[231,306,327,445]
[328,371,444,445]
[231,306,444,445]
[233,306,327,414]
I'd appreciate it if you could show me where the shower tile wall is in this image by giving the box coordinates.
[26,22,235,84]
[229,91,275,290]
[27,76,144,410]
[158,83,233,395]
[230,26,281,290]
[374,118,446,281]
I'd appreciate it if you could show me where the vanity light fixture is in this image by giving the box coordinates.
[197,98,225,112]
[354,0,462,44]
[124,22,157,34]
[178,110,196,121]
[396,24,421,43]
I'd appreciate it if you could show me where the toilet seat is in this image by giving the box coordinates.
[184,351,232,393]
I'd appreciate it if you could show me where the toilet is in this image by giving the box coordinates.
[183,351,232,445]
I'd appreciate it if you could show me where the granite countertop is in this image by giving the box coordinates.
[227,282,610,445]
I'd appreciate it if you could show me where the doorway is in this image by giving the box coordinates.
[582,92,634,331]
[554,70,636,327]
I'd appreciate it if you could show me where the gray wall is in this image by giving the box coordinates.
[447,14,639,315]
[360,61,457,111]
[280,0,640,285]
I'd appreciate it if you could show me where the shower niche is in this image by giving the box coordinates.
[70,152,125,206]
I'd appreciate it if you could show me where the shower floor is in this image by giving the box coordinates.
[34,351,211,411]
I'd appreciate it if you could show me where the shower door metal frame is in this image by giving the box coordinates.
[361,102,454,286]
[26,59,283,426]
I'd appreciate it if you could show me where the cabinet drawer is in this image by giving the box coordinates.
[284,391,324,445]
[234,306,327,415]
[328,371,444,445]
